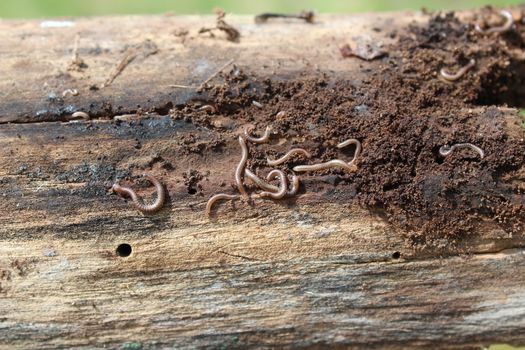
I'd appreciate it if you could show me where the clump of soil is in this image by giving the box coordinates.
[183,169,205,195]
[171,8,525,248]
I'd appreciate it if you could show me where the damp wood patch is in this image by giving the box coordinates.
[0,8,524,350]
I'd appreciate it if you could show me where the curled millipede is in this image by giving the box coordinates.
[246,169,300,197]
[235,136,249,197]
[62,89,79,97]
[475,10,513,34]
[267,148,311,166]
[439,59,476,81]
[337,138,362,165]
[260,170,288,199]
[439,143,485,159]
[245,169,279,192]
[206,193,240,216]
[112,174,166,214]
[243,125,271,144]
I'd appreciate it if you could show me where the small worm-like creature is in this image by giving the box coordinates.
[260,169,288,199]
[198,105,216,113]
[71,111,90,119]
[206,193,240,216]
[245,168,279,192]
[235,136,249,197]
[62,89,79,97]
[246,169,300,197]
[112,174,166,214]
[337,138,362,165]
[243,125,271,144]
[276,111,287,119]
[294,159,357,173]
[267,148,312,166]
[439,59,476,81]
[294,138,361,173]
[252,100,263,108]
[475,10,513,34]
[439,143,485,159]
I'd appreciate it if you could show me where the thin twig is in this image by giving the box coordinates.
[255,11,315,24]
[198,59,235,90]
[102,48,138,88]
[102,40,158,88]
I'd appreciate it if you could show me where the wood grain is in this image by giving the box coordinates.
[0,10,524,350]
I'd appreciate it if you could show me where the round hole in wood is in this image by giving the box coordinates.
[116,243,132,257]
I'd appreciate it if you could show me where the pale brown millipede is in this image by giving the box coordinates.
[243,125,271,143]
[235,136,249,197]
[62,89,79,97]
[245,169,279,192]
[260,170,288,199]
[337,138,362,165]
[246,169,300,197]
[439,143,485,159]
[276,111,287,119]
[267,148,311,166]
[206,193,240,216]
[475,10,513,34]
[71,111,90,119]
[439,59,476,82]
[294,138,361,173]
[197,105,216,113]
[112,174,166,214]
[294,159,357,173]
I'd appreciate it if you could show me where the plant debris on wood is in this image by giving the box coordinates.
[340,35,387,60]
[198,8,240,42]
[254,11,315,24]
[102,39,158,88]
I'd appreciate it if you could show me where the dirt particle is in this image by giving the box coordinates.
[340,36,387,60]
[183,169,204,195]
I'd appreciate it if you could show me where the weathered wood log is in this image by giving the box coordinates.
[1,8,525,350]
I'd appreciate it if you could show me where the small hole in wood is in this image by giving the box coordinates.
[116,243,132,257]
[188,187,197,195]
[392,251,401,259]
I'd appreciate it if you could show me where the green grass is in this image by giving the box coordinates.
[489,345,525,350]
[0,0,524,18]
[520,109,525,129]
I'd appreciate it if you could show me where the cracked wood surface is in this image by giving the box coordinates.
[0,11,524,350]
[0,113,524,349]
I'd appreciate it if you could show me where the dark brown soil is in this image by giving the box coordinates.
[171,8,525,248]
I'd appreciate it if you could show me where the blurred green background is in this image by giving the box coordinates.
[0,0,524,18]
